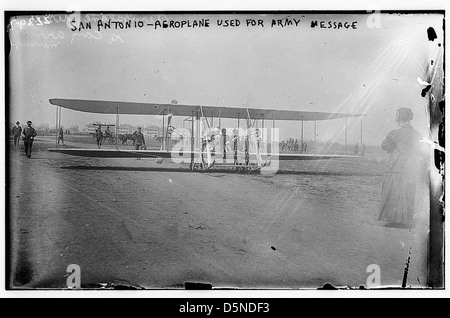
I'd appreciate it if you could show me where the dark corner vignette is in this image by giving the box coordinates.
[5,10,12,290]
[425,16,445,289]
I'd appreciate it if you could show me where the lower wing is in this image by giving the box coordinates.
[47,148,361,160]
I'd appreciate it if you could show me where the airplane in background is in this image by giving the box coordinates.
[47,98,364,172]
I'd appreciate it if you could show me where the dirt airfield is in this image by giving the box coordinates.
[8,135,430,289]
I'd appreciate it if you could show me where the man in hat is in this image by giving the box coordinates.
[252,128,263,166]
[378,107,428,228]
[95,125,103,149]
[12,121,22,149]
[58,126,65,145]
[220,128,229,161]
[22,120,37,158]
[133,127,146,150]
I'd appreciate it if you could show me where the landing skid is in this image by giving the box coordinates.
[189,159,264,173]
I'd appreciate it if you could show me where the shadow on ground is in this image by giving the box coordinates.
[61,165,381,177]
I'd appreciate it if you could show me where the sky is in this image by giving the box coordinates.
[7,12,444,145]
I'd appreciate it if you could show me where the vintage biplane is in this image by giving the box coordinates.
[48,98,364,172]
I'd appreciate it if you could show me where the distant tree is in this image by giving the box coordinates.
[36,123,50,132]
[69,125,80,134]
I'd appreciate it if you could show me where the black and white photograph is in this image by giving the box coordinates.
[4,7,445,296]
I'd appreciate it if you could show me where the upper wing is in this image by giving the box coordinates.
[49,98,362,121]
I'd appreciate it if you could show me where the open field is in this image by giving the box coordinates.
[7,135,430,289]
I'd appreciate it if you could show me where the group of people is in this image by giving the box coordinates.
[94,125,111,148]
[280,138,307,152]
[281,139,365,155]
[197,127,264,167]
[12,120,37,158]
[94,125,146,150]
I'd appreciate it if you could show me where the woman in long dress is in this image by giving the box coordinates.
[378,107,428,227]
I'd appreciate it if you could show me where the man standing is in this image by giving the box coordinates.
[58,126,65,145]
[220,128,229,161]
[22,121,37,158]
[95,126,103,149]
[12,121,22,148]
[252,128,263,167]
[133,127,146,150]
[354,143,359,155]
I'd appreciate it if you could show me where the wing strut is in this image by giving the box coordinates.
[345,115,348,155]
[162,109,165,150]
[190,110,195,170]
[245,108,251,165]
[55,105,59,146]
[360,116,364,155]
[115,106,119,150]
[314,112,317,155]
[301,116,304,153]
